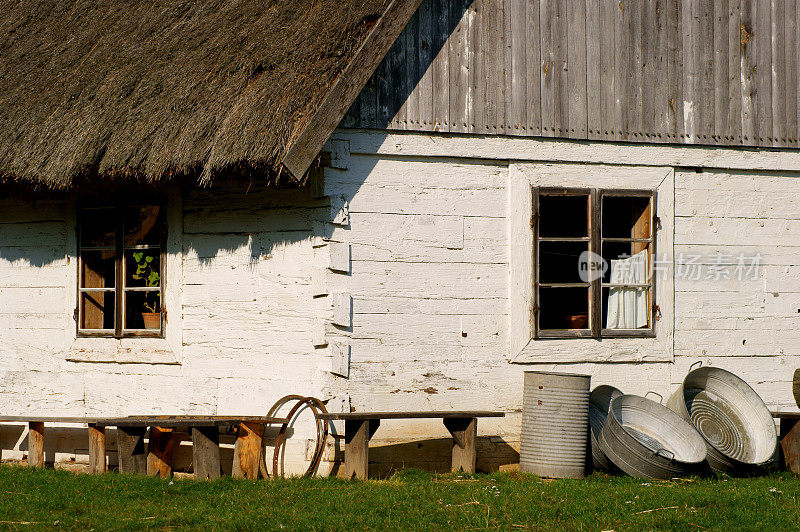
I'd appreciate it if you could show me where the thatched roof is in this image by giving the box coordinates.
[0,0,409,189]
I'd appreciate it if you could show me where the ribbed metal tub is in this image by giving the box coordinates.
[589,385,623,472]
[520,371,590,478]
[599,395,707,479]
[667,366,777,475]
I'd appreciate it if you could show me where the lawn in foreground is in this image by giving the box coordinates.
[0,464,798,530]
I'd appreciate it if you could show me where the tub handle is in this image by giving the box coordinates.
[654,448,675,462]
[644,391,663,404]
[689,360,703,372]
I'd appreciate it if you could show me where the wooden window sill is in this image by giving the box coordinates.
[65,337,180,365]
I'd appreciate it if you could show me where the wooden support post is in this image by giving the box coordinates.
[232,421,264,479]
[780,418,800,474]
[87,424,106,474]
[444,417,477,473]
[117,426,147,474]
[343,419,380,480]
[147,427,176,477]
[192,426,221,480]
[27,422,45,468]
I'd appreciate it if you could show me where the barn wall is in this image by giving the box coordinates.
[0,186,330,473]
[319,128,800,472]
[344,0,800,149]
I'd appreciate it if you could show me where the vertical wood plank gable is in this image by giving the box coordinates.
[586,0,602,140]
[567,0,588,138]
[525,0,542,135]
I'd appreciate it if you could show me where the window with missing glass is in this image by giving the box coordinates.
[77,203,166,338]
[533,188,657,338]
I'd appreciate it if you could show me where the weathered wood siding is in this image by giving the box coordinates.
[343,0,800,148]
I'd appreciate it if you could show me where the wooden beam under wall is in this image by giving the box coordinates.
[27,422,44,468]
[87,424,106,474]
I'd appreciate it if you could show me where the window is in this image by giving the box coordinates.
[77,203,166,338]
[533,188,656,338]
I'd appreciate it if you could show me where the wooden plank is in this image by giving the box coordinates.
[343,419,381,480]
[116,426,147,474]
[756,0,772,145]
[599,0,616,139]
[232,421,263,480]
[88,424,106,475]
[470,0,485,134]
[714,0,729,142]
[416,0,434,130]
[698,0,715,142]
[147,427,176,477]
[740,0,757,142]
[510,0,527,135]
[567,0,588,138]
[553,0,569,137]
[586,0,601,139]
[192,426,221,480]
[449,0,470,133]
[682,0,700,142]
[613,0,628,140]
[653,0,668,138]
[785,0,798,146]
[526,0,542,136]
[780,418,800,474]
[627,0,642,139]
[443,417,477,473]
[433,0,450,132]
[280,0,425,179]
[27,422,44,468]
[540,0,556,136]
[484,0,504,133]
[728,0,742,144]
[640,0,655,140]
[403,9,420,130]
[318,411,506,420]
[771,0,786,146]
[502,0,514,134]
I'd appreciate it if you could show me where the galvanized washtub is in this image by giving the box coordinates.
[588,385,623,472]
[667,365,777,474]
[520,371,591,478]
[599,394,707,479]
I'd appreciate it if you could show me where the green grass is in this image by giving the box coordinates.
[0,465,798,530]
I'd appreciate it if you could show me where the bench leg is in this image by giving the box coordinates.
[232,421,264,479]
[344,419,379,480]
[147,427,176,477]
[192,426,221,480]
[444,417,477,474]
[781,418,800,473]
[88,424,106,474]
[117,426,147,474]
[28,422,45,468]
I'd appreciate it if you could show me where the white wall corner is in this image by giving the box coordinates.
[312,266,328,297]
[330,195,350,226]
[327,139,351,170]
[311,221,332,247]
[330,342,350,378]
[328,242,351,273]
[331,293,352,328]
[312,318,328,347]
[508,165,534,359]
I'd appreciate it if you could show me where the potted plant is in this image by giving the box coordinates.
[132,251,160,329]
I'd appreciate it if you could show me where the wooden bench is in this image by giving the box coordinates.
[316,411,505,479]
[0,415,286,480]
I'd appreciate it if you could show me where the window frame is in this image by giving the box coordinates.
[533,186,657,340]
[76,199,167,339]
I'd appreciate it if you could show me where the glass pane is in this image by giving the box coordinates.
[539,241,589,284]
[539,287,590,330]
[125,291,161,330]
[80,292,115,330]
[539,194,590,238]
[125,250,161,288]
[603,286,651,329]
[80,208,116,247]
[81,250,116,288]
[124,206,164,246]
[602,242,650,285]
[602,196,652,239]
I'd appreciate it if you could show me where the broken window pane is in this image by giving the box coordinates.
[538,194,590,238]
[539,241,589,284]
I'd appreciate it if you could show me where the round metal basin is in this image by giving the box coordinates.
[599,394,707,479]
[667,366,777,475]
[588,385,623,472]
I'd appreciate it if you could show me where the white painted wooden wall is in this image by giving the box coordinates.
[2,128,800,474]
